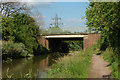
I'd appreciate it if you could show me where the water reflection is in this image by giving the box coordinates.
[2,52,67,78]
[2,54,49,78]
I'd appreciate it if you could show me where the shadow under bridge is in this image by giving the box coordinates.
[43,34,88,53]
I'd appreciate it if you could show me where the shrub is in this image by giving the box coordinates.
[2,41,28,60]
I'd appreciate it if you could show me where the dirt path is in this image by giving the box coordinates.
[88,54,111,78]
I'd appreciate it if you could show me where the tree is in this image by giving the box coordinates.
[2,12,40,54]
[86,2,120,53]
[48,26,63,34]
[0,2,30,17]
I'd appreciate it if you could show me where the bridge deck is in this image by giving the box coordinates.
[43,34,88,38]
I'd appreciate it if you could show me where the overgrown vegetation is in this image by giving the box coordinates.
[47,48,96,78]
[64,40,83,51]
[1,2,49,60]
[40,26,71,34]
[101,47,118,78]
[86,2,120,79]
[2,41,28,60]
[49,40,83,53]
[2,13,40,54]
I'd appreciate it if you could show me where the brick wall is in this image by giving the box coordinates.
[88,33,101,48]
[83,36,88,50]
[83,34,101,50]
[38,36,49,49]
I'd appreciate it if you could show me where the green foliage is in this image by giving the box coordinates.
[2,41,28,60]
[2,13,40,54]
[101,48,119,79]
[47,49,93,78]
[62,30,71,34]
[40,27,71,34]
[48,26,63,34]
[97,37,108,51]
[86,2,120,51]
[86,3,120,79]
[2,16,15,41]
[64,41,83,51]
[34,44,49,55]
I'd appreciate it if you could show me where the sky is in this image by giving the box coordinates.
[30,2,89,32]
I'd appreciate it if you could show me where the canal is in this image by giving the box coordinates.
[2,53,67,78]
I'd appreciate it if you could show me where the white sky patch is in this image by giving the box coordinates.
[62,18,87,32]
[65,18,86,23]
[25,2,52,7]
[64,18,86,27]
[62,26,88,33]
[42,16,46,18]
[35,16,46,18]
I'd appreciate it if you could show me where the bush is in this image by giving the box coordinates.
[2,13,40,54]
[2,41,28,60]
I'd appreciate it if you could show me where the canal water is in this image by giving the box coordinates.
[2,53,67,78]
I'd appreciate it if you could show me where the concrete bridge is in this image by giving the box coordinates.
[38,33,101,50]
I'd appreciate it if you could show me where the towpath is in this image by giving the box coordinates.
[88,54,111,78]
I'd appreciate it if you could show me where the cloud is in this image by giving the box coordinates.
[42,16,46,18]
[26,2,52,6]
[65,18,86,23]
[36,16,46,18]
[64,18,86,27]
[60,18,87,32]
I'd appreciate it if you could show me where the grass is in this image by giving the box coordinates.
[101,47,119,79]
[47,48,95,78]
[5,68,39,79]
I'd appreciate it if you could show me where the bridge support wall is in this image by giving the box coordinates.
[38,37,49,49]
[83,33,101,50]
[83,36,89,50]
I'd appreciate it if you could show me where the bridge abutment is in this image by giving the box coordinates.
[83,33,101,50]
[38,37,49,49]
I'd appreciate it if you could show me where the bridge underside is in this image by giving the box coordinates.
[47,38,83,53]
[47,38,83,40]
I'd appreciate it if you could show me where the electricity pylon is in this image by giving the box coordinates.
[50,14,63,27]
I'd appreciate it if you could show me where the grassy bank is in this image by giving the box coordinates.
[101,47,119,79]
[47,48,96,78]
